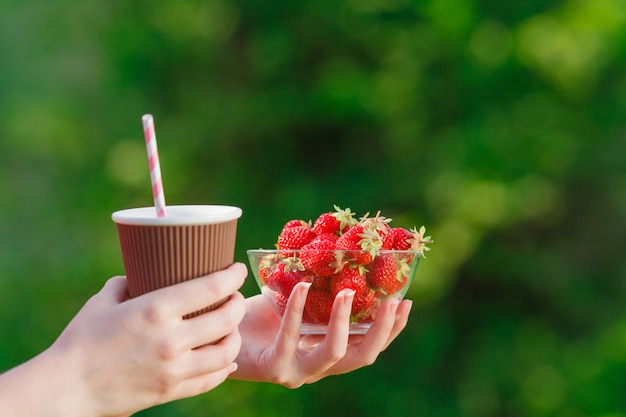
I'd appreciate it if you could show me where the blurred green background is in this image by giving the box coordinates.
[2,0,626,415]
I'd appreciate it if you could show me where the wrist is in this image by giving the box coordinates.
[0,345,92,417]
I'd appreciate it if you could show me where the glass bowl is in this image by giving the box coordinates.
[247,249,421,334]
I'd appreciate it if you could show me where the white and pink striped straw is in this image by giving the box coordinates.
[142,114,167,217]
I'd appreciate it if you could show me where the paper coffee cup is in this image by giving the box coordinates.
[112,205,242,317]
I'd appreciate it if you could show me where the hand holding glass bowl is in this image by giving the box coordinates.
[247,207,433,335]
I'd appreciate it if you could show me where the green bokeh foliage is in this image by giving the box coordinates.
[1,0,626,415]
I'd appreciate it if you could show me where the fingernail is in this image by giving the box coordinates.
[228,362,238,374]
[344,289,355,305]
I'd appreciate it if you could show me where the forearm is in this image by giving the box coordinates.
[0,347,93,417]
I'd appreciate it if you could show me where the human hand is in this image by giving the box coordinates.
[231,282,412,388]
[36,263,246,417]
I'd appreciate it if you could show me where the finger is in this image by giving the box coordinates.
[169,332,241,399]
[319,289,353,352]
[272,282,311,359]
[143,263,247,318]
[303,289,354,375]
[355,297,400,354]
[303,298,405,383]
[311,297,400,379]
[180,291,246,349]
[184,328,242,378]
[171,362,237,402]
[380,299,412,350]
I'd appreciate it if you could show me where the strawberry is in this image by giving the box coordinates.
[367,252,408,295]
[277,224,316,251]
[381,231,394,250]
[267,257,314,296]
[330,265,370,316]
[282,219,310,229]
[330,265,368,298]
[257,253,282,285]
[352,289,376,321]
[300,235,341,277]
[311,212,341,235]
[360,211,394,249]
[311,275,331,291]
[314,232,339,244]
[390,227,413,251]
[336,224,382,264]
[311,205,357,235]
[378,226,394,249]
[391,226,433,256]
[335,224,364,251]
[304,288,335,324]
[275,292,289,316]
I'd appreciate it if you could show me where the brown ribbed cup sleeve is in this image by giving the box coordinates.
[116,219,238,317]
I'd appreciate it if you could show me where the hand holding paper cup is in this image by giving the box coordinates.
[112,205,242,316]
[113,115,242,318]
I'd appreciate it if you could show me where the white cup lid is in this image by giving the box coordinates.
[112,205,242,226]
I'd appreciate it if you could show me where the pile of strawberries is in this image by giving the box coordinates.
[255,206,433,325]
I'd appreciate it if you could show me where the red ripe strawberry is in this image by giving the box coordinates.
[257,254,280,285]
[314,232,339,244]
[304,288,334,324]
[282,219,310,230]
[360,211,394,249]
[336,224,363,248]
[330,265,370,316]
[352,289,376,322]
[311,275,331,291]
[267,257,314,296]
[275,292,289,316]
[277,224,316,251]
[391,226,433,256]
[311,206,357,235]
[367,253,407,295]
[336,224,382,264]
[391,227,413,251]
[379,225,394,249]
[258,253,285,285]
[330,265,368,298]
[311,212,341,235]
[380,232,393,250]
[300,236,340,277]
